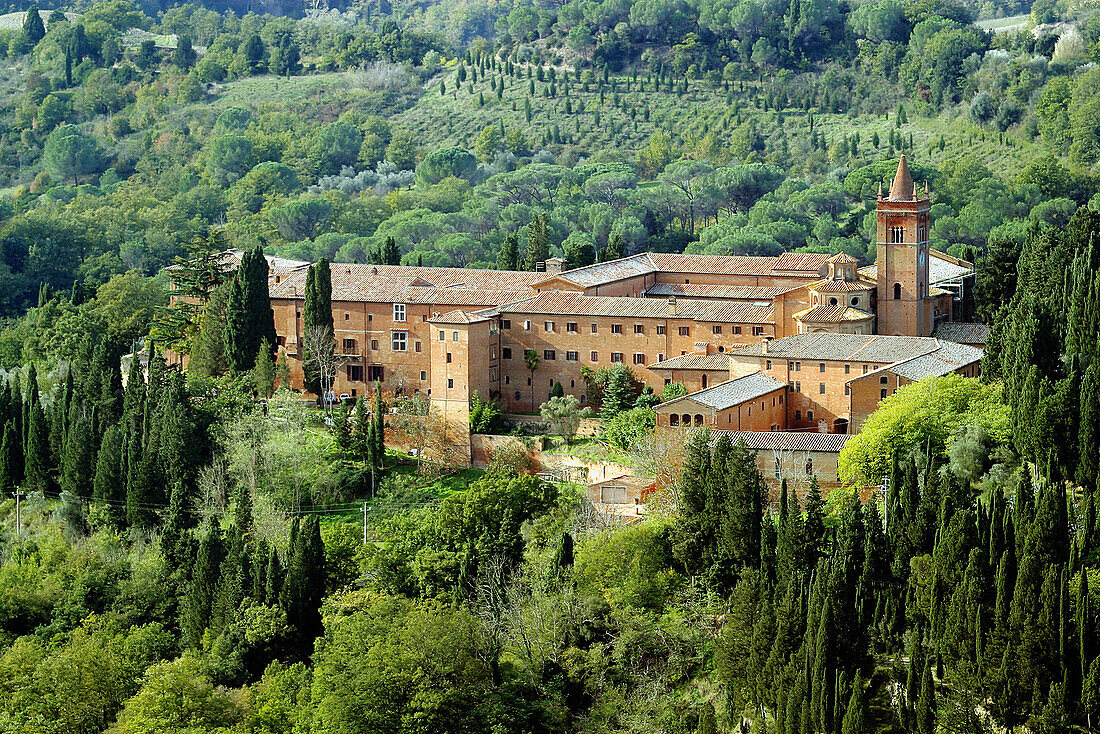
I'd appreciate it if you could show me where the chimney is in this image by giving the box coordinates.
[818,419,828,433]
[667,296,677,316]
[544,257,565,275]
[761,336,772,354]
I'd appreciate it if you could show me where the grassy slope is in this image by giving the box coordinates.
[390,66,1042,179]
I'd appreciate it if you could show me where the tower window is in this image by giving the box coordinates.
[893,282,902,300]
[889,226,905,243]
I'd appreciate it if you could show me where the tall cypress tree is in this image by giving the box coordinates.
[372,382,385,470]
[0,421,20,490]
[280,516,325,659]
[22,5,45,45]
[522,212,550,270]
[224,247,276,373]
[301,259,333,396]
[181,524,224,649]
[59,404,95,498]
[23,371,51,494]
[496,233,519,270]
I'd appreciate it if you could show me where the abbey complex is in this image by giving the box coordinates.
[233,157,985,449]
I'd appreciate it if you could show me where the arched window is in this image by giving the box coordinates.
[701,374,708,388]
[669,414,679,427]
[682,414,691,426]
[694,414,704,426]
[893,283,902,300]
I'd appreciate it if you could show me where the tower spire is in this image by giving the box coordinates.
[888,155,914,200]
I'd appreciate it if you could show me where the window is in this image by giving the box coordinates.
[611,324,622,334]
[368,365,384,382]
[633,353,645,365]
[566,351,578,361]
[634,324,644,334]
[657,324,666,335]
[392,331,408,351]
[567,322,577,333]
[670,414,680,427]
[415,341,422,353]
[446,353,452,363]
[370,339,379,350]
[807,411,814,421]
[795,362,802,371]
[502,348,512,359]
[863,364,869,374]
[795,381,801,392]
[657,353,665,362]
[766,360,772,370]
[591,323,598,333]
[590,351,599,361]
[515,391,521,401]
[420,370,427,380]
[752,326,764,336]
[448,379,454,389]
[502,319,511,330]
[393,303,406,322]
[880,375,889,384]
[342,338,357,352]
[438,330,445,341]
[277,336,286,347]
[545,321,555,332]
[844,364,850,374]
[611,352,624,363]
[701,374,708,388]
[893,282,902,300]
[851,297,860,307]
[452,331,459,342]
[505,376,510,384]
[918,226,927,242]
[343,312,349,320]
[819,363,826,372]
[544,350,556,360]
[881,389,888,400]
[829,297,838,306]
[889,226,904,243]
[713,325,722,334]
[819,383,826,394]
[347,365,363,381]
[678,327,690,336]
[733,326,742,335]
[795,410,802,421]
[845,384,851,395]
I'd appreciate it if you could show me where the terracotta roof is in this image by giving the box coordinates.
[711,430,851,453]
[658,372,786,411]
[794,305,875,323]
[650,353,734,371]
[270,266,538,303]
[773,252,833,272]
[588,475,656,490]
[827,253,859,264]
[492,292,773,323]
[731,333,966,363]
[809,279,874,293]
[323,263,544,289]
[644,283,796,300]
[933,322,989,345]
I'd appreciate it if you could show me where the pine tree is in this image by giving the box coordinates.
[602,233,625,261]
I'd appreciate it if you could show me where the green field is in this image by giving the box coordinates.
[976,13,1031,32]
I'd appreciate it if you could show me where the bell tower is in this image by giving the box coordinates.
[876,156,933,337]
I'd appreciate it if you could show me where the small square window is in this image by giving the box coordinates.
[611,352,623,363]
[503,348,512,359]
[502,320,511,329]
[452,331,459,342]
[567,322,577,333]
[566,351,578,361]
[634,324,644,334]
[544,350,556,360]
[880,375,889,384]
[420,370,427,380]
[713,325,722,334]
[448,379,454,388]
[545,321,555,332]
[678,327,690,336]
[590,351,598,361]
[657,324,666,334]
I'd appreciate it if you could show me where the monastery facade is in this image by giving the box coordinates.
[220,158,984,448]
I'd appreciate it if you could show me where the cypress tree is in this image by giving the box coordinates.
[302,259,333,396]
[252,338,276,397]
[496,233,519,270]
[264,545,283,607]
[92,423,124,525]
[182,524,224,648]
[332,401,352,455]
[352,396,370,463]
[280,516,325,659]
[372,382,385,469]
[840,674,867,734]
[22,5,45,44]
[59,404,95,498]
[916,659,935,734]
[522,212,550,270]
[224,246,276,373]
[380,236,401,265]
[24,389,51,494]
[1080,570,1094,704]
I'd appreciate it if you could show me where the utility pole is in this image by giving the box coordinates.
[362,499,368,544]
[11,490,26,539]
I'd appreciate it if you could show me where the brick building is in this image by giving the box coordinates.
[187,158,983,456]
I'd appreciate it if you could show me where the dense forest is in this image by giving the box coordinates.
[0,0,1098,730]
